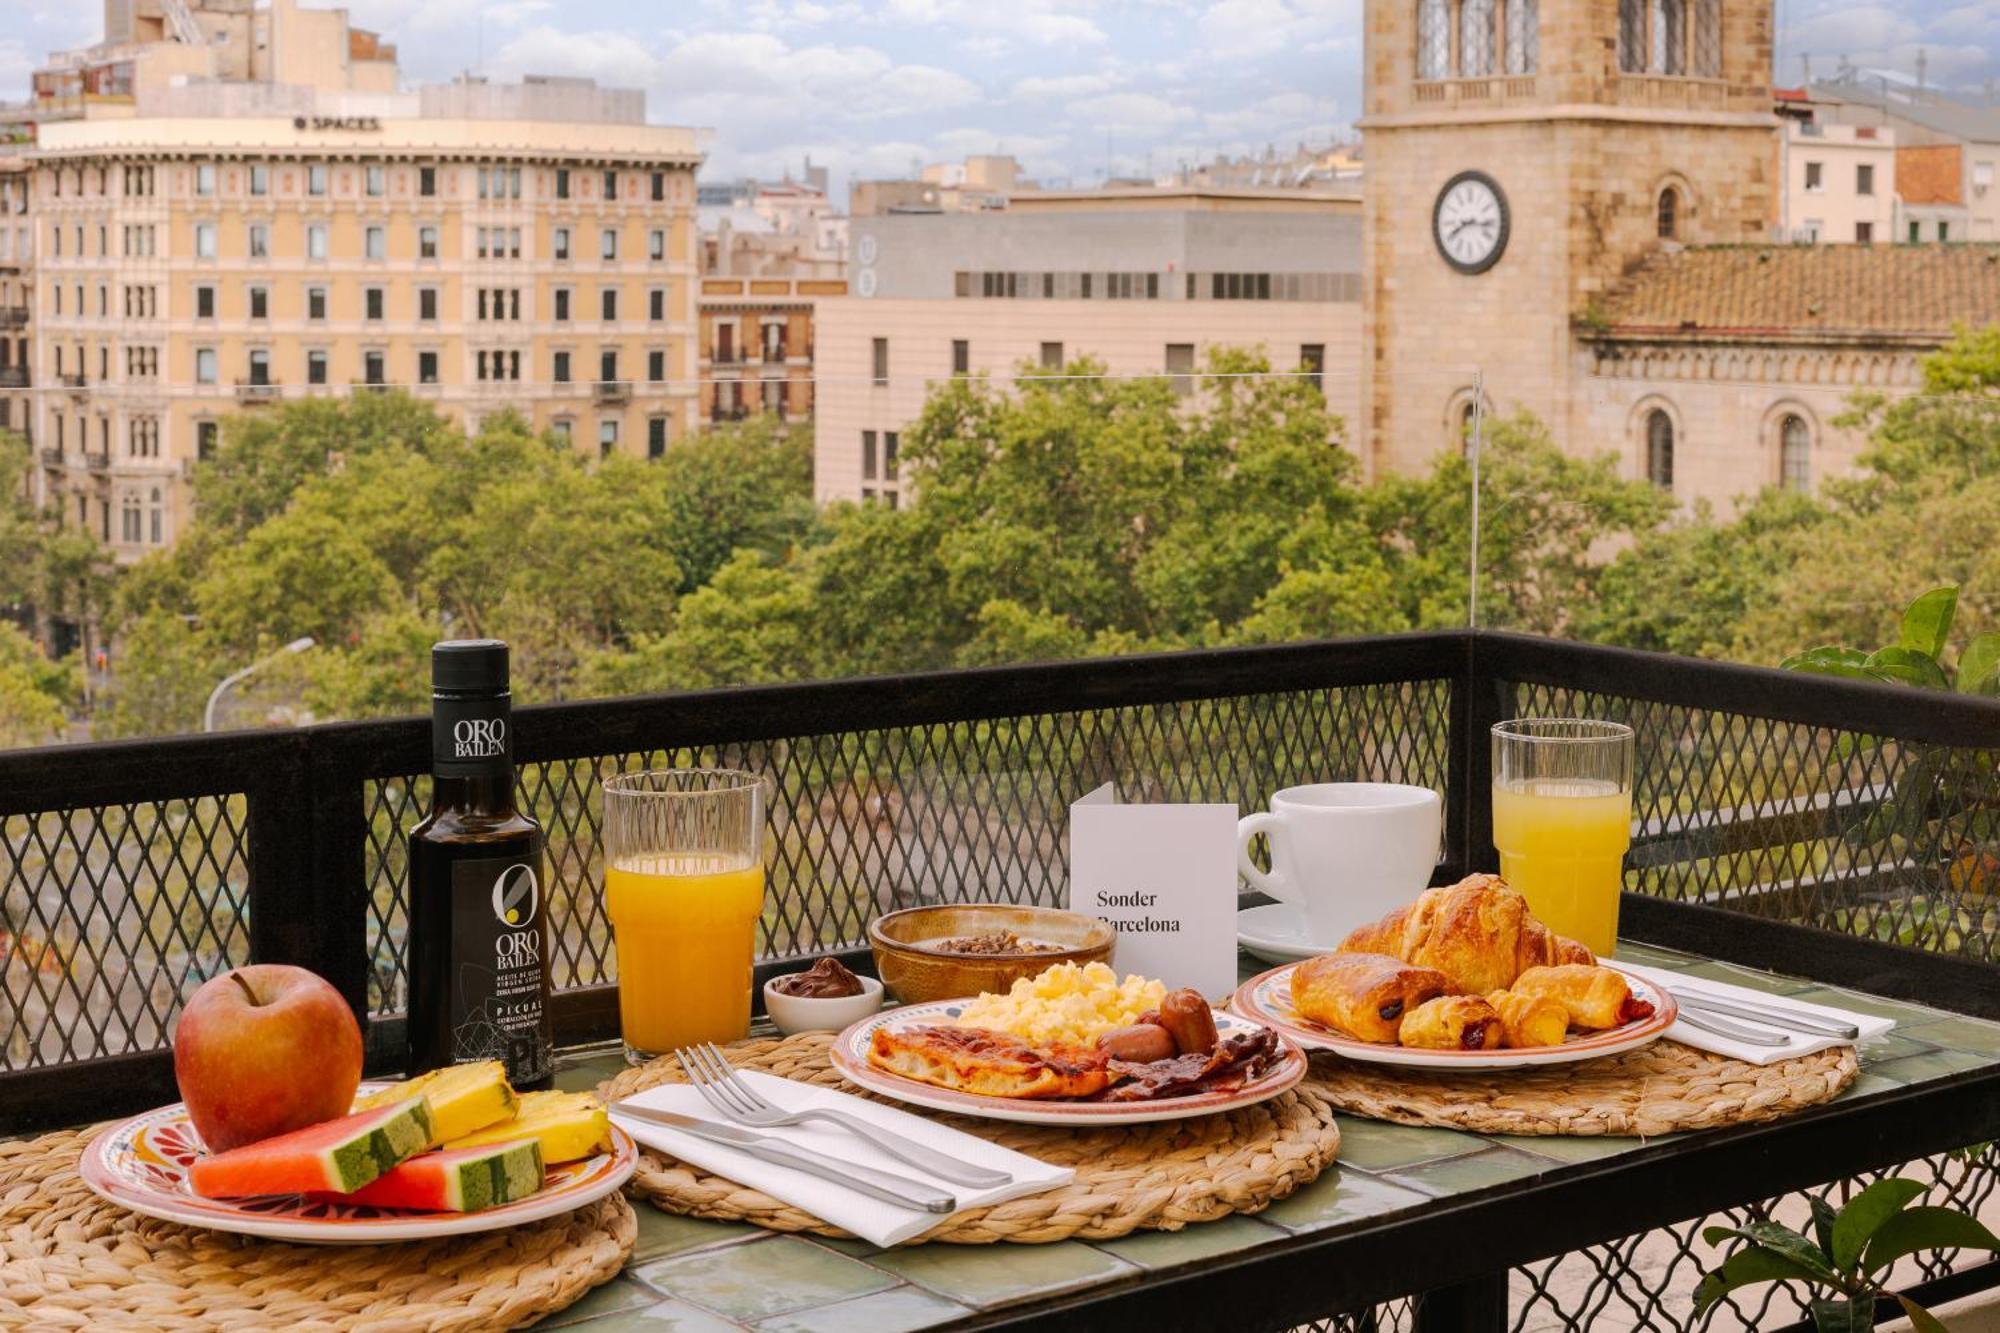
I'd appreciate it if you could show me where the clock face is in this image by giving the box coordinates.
[1433,170,1510,275]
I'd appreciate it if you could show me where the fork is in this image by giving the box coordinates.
[674,1043,1013,1189]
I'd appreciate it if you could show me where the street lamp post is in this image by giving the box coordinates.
[203,637,316,733]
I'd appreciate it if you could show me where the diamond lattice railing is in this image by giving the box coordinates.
[362,681,1455,1017]
[1510,682,2000,962]
[0,795,250,1069]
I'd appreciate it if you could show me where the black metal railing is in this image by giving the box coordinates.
[4,629,1999,1329]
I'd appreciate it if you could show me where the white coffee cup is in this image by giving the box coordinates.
[1236,783,1443,946]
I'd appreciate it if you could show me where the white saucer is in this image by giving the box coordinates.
[1236,903,1341,965]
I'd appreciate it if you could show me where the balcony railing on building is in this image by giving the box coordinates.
[234,380,281,405]
[0,368,25,388]
[0,306,27,330]
[60,373,86,398]
[83,449,109,472]
[592,379,631,406]
[38,447,61,469]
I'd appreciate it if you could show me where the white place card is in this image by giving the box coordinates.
[1068,783,1240,999]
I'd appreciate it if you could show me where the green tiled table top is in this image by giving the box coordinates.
[534,944,2000,1331]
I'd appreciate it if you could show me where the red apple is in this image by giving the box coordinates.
[173,964,363,1152]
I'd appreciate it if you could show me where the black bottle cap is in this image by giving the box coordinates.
[432,639,510,695]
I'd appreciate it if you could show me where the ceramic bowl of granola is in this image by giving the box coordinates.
[866,904,1115,1005]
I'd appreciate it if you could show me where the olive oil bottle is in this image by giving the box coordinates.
[406,639,553,1089]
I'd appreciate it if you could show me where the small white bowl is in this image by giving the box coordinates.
[762,972,885,1036]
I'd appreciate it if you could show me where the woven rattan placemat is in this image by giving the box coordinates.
[0,1125,634,1331]
[599,1031,1341,1244]
[1306,1039,1859,1137]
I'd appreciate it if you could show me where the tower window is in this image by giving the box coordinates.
[1505,0,1539,74]
[1645,409,1675,489]
[1618,0,1646,71]
[1460,0,1497,76]
[1693,0,1721,75]
[1651,0,1686,74]
[1417,0,1451,79]
[1780,414,1811,492]
[1657,187,1679,239]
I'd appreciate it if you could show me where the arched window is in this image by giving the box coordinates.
[1505,0,1539,73]
[1646,409,1675,489]
[1618,0,1646,71]
[1692,0,1721,75]
[1417,0,1451,79]
[1460,0,1497,76]
[1657,187,1678,239]
[1459,401,1479,454]
[1651,0,1686,73]
[1780,414,1810,492]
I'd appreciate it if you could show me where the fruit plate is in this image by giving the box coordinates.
[827,1001,1307,1126]
[1231,961,1679,1070]
[78,1082,638,1244]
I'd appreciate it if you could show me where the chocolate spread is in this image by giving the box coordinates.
[771,957,866,998]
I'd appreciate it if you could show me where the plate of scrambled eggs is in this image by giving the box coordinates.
[828,960,1305,1125]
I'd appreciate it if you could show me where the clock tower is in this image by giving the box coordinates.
[1360,0,1779,474]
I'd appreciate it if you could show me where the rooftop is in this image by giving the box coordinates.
[1807,78,2000,145]
[1586,243,2000,344]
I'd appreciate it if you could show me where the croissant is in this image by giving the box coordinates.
[1511,965,1654,1030]
[1338,874,1594,995]
[1484,989,1571,1048]
[1399,995,1502,1050]
[1291,952,1451,1044]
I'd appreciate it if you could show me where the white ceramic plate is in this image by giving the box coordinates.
[1231,960,1679,1070]
[79,1082,638,1244]
[828,1002,1307,1126]
[1236,903,1343,966]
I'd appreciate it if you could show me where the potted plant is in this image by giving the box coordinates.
[1694,1176,2000,1330]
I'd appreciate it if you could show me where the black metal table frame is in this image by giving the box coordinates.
[4,629,1999,1330]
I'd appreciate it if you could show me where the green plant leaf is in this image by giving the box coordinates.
[1864,646,1951,689]
[1861,1206,2000,1274]
[1810,1196,1840,1263]
[1694,1245,1836,1315]
[1736,1221,1844,1283]
[1830,1178,1927,1271]
[1899,586,1959,659]
[1785,646,1892,683]
[1782,646,1871,671]
[1957,632,2000,694]
[1896,1294,1952,1333]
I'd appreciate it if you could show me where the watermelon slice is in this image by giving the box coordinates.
[189,1096,433,1198]
[335,1139,545,1213]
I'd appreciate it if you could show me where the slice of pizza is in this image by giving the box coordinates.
[866,1025,1115,1100]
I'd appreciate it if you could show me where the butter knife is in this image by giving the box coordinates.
[1672,1005,1793,1048]
[1668,990,1861,1040]
[611,1105,958,1214]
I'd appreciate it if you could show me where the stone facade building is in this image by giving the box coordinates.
[1358,0,2000,509]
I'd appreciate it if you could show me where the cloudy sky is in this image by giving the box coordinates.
[5,0,1995,195]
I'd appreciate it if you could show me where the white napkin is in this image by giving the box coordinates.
[609,1071,1073,1247]
[1617,963,1894,1066]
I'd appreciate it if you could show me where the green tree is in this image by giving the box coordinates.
[0,621,77,747]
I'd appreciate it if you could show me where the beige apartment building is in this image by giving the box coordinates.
[1778,112,1896,244]
[14,0,704,559]
[815,189,1362,506]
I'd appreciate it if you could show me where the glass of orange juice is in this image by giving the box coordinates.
[602,769,767,1064]
[1491,719,1634,957]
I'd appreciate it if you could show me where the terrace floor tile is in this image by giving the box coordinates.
[1330,1116,1484,1171]
[866,1238,1135,1309]
[1389,1146,1558,1197]
[1260,1165,1432,1233]
[565,1299,748,1332]
[530,1277,673,1329]
[1894,1016,2000,1057]
[753,1286,975,1333]
[1674,960,1815,994]
[635,1237,896,1322]
[1091,1214,1286,1268]
[1484,1131,1664,1164]
[631,1207,765,1264]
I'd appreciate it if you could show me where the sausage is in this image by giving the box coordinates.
[1096,1023,1177,1063]
[1158,988,1220,1055]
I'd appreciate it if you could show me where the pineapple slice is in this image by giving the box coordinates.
[355,1061,519,1147]
[444,1090,613,1165]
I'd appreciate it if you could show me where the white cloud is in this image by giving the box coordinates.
[1192,0,1352,59]
[1011,71,1126,101]
[1067,92,1195,135]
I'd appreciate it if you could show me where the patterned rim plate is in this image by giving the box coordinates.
[1232,961,1679,1070]
[79,1082,638,1244]
[827,1002,1307,1126]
